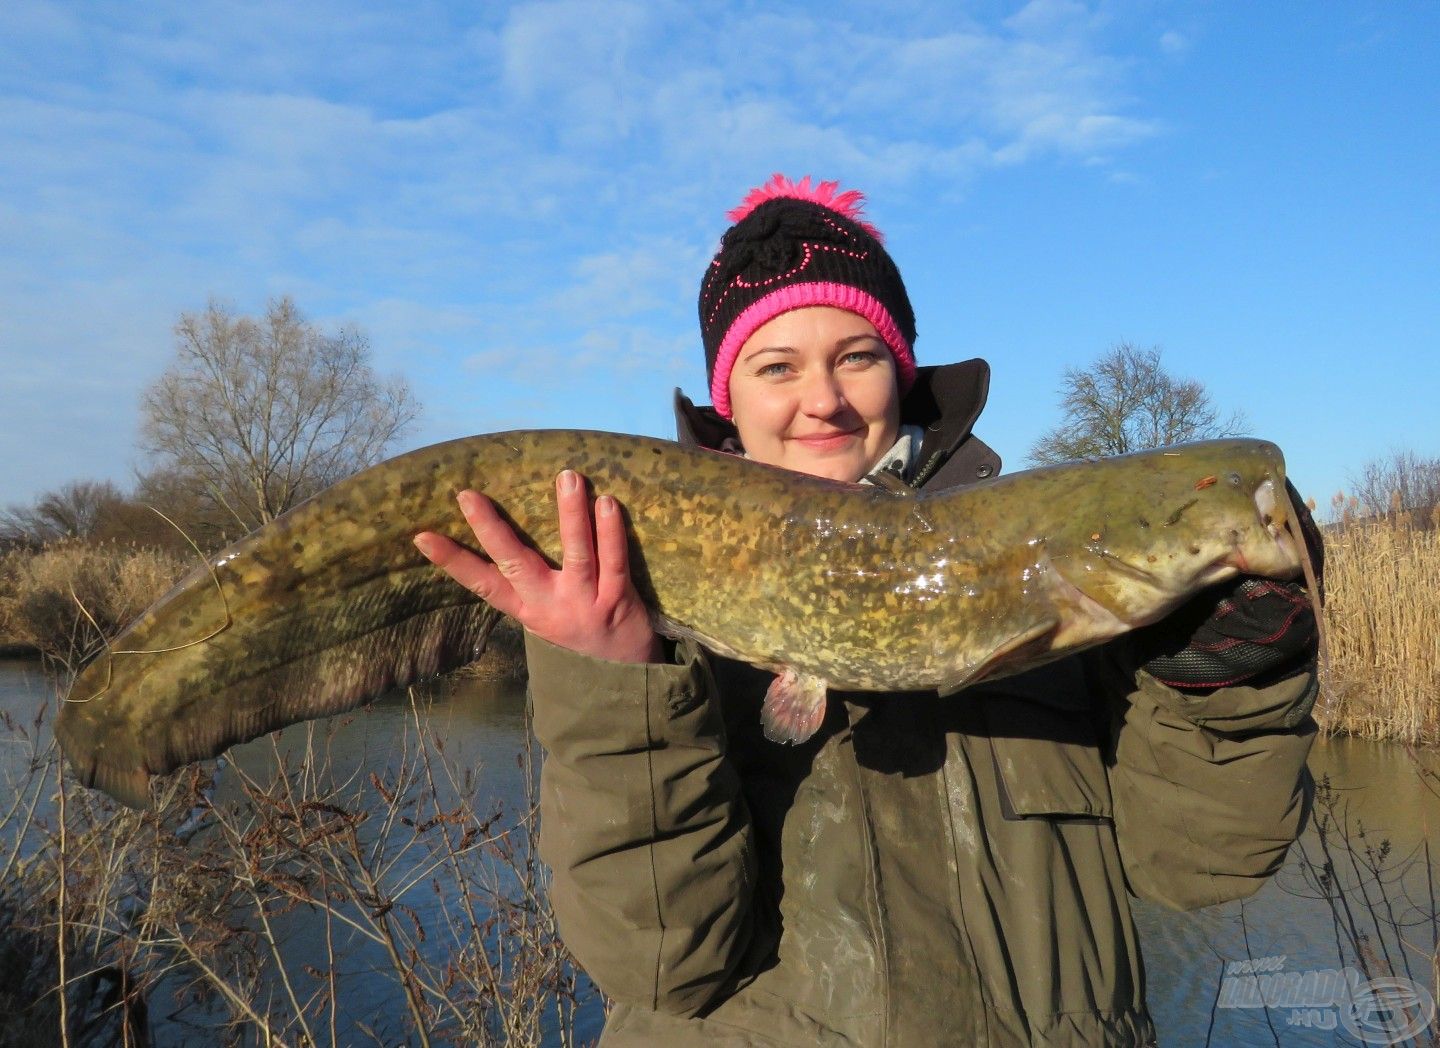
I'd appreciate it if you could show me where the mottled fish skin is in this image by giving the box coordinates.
[57,432,1303,807]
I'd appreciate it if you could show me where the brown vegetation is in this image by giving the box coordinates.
[1,476,237,556]
[1,687,591,1046]
[0,544,191,671]
[1344,449,1440,524]
[452,620,529,682]
[1315,515,1440,744]
[1284,773,1440,1044]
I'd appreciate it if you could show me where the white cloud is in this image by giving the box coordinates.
[553,236,706,318]
[1004,0,1096,38]
[0,0,1167,504]
[486,0,1158,194]
[1159,30,1189,56]
[500,0,655,110]
[461,347,523,374]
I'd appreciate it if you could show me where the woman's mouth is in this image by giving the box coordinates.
[791,429,863,452]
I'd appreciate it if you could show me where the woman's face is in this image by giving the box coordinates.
[728,306,902,483]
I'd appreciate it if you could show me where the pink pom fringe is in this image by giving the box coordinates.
[726,173,885,243]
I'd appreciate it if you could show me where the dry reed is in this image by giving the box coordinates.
[1,682,594,1046]
[1317,517,1440,744]
[0,544,189,670]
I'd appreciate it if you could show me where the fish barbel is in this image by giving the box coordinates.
[57,432,1306,808]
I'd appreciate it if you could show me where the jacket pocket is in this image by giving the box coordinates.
[979,664,1113,822]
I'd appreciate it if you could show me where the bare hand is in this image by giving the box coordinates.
[413,469,660,664]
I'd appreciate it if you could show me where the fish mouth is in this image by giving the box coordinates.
[1056,475,1303,611]
[1224,477,1304,578]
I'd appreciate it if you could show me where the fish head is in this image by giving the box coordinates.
[1046,439,1306,629]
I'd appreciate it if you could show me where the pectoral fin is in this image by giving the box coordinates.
[936,619,1058,697]
[762,668,829,744]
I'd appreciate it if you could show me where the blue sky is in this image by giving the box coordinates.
[2,0,1436,518]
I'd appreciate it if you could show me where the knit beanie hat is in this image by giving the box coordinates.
[699,174,917,419]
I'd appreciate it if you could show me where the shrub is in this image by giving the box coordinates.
[0,544,190,670]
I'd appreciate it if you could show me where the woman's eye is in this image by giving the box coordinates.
[842,350,879,367]
[757,362,791,377]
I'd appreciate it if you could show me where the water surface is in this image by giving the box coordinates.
[4,660,1435,1046]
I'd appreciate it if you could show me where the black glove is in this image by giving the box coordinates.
[1137,480,1324,691]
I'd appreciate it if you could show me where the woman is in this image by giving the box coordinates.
[414,176,1320,1046]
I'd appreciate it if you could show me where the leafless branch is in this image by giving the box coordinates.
[1028,343,1248,466]
[140,298,420,534]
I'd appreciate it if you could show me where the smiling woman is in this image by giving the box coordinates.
[727,307,901,482]
[415,174,1323,1047]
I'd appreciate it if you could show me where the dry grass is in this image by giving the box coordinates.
[1316,517,1440,744]
[0,542,569,1043]
[0,544,190,671]
[1,684,593,1047]
[0,542,527,681]
[1285,774,1440,1045]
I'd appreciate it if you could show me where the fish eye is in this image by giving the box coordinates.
[1228,472,1242,487]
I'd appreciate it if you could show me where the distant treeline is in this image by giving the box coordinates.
[0,477,242,558]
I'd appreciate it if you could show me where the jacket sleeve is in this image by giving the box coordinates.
[524,632,759,1016]
[1099,651,1317,911]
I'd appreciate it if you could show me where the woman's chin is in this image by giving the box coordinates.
[787,451,868,484]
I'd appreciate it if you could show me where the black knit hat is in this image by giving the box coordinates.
[698,174,917,418]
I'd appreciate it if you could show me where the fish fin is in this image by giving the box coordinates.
[935,620,1058,697]
[59,595,506,810]
[762,668,829,744]
[83,757,153,812]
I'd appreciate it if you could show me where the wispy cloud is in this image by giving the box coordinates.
[1159,30,1189,56]
[0,0,1163,504]
[490,0,1158,187]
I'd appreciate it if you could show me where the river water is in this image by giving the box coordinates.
[3,658,1436,1046]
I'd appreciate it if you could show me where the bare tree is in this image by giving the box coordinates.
[1347,449,1440,525]
[1027,343,1247,466]
[141,298,419,532]
[127,466,244,551]
[0,474,242,556]
[0,480,127,549]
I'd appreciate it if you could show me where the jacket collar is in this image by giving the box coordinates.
[672,358,1001,492]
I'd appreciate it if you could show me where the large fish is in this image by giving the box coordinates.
[57,432,1308,808]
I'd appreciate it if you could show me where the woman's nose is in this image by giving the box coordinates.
[802,373,847,417]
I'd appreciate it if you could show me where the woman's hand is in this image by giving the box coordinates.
[413,469,661,664]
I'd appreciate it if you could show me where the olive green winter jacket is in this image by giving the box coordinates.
[526,364,1317,1047]
[528,635,1314,1047]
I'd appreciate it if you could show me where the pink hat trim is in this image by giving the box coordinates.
[710,282,918,419]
